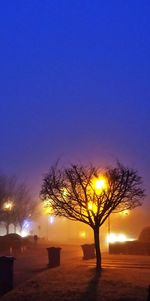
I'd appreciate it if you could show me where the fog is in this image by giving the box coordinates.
[0,202,149,253]
[32,205,150,252]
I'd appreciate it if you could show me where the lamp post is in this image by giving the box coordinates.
[43,199,53,241]
[94,177,110,253]
[107,215,111,253]
[47,215,49,241]
[94,177,111,253]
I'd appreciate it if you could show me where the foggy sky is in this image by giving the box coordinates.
[0,1,150,208]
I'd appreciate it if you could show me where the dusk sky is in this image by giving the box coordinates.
[0,1,150,204]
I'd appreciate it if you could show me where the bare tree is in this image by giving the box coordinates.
[12,183,36,232]
[0,175,7,206]
[0,175,36,234]
[40,162,145,270]
[0,175,17,233]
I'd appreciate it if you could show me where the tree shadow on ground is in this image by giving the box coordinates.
[28,266,49,273]
[80,269,101,301]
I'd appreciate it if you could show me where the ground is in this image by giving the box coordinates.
[0,243,150,301]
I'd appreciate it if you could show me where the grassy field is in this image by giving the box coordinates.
[1,249,150,301]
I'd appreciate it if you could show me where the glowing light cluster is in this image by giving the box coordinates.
[91,176,107,196]
[43,199,53,215]
[95,178,106,190]
[107,233,135,243]
[87,176,107,214]
[3,201,14,211]
[18,219,32,237]
[79,231,87,238]
[88,201,97,213]
[48,216,55,224]
[20,230,29,237]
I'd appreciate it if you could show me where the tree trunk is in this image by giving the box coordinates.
[94,226,101,270]
[14,224,17,233]
[6,223,9,235]
[19,224,23,234]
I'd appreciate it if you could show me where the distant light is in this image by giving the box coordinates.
[20,230,28,237]
[3,201,14,211]
[48,216,54,224]
[22,219,31,229]
[117,234,127,242]
[107,233,116,243]
[107,233,135,243]
[17,219,33,237]
[79,231,86,238]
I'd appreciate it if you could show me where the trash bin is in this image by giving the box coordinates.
[81,244,95,260]
[147,285,150,301]
[47,247,61,268]
[0,256,16,296]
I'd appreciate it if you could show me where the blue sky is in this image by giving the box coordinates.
[0,0,150,201]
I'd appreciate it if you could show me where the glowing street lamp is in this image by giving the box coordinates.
[3,201,14,211]
[3,200,14,234]
[88,176,107,214]
[43,199,54,240]
[93,176,111,252]
[95,177,106,191]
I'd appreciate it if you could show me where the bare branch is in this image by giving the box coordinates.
[40,162,145,229]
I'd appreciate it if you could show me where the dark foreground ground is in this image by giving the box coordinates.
[0,243,150,301]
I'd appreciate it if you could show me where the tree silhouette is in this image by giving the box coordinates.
[0,175,36,234]
[40,162,144,270]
